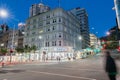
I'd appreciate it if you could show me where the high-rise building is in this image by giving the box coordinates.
[24,4,82,59]
[7,30,18,50]
[29,3,50,17]
[70,7,90,49]
[17,23,25,48]
[90,33,98,47]
[0,24,9,49]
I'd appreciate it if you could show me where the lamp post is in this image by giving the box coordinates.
[0,9,8,47]
[39,36,42,60]
[0,9,8,63]
[78,36,82,50]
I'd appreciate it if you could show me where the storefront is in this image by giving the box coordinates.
[40,47,74,60]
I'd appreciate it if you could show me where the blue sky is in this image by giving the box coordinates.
[0,0,116,37]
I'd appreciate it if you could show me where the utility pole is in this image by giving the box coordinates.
[10,24,15,63]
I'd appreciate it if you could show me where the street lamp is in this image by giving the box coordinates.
[78,36,82,40]
[106,31,110,36]
[0,9,8,18]
[0,43,4,47]
[38,36,42,60]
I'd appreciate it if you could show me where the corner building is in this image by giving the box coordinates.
[24,7,82,59]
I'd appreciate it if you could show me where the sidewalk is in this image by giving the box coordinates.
[0,59,71,67]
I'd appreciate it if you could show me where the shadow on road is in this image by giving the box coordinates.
[0,69,25,74]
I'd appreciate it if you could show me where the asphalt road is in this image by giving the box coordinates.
[0,55,120,80]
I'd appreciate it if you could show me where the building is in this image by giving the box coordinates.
[0,24,9,49]
[7,29,18,50]
[17,23,25,48]
[29,3,50,17]
[90,33,98,47]
[24,4,82,59]
[70,7,90,49]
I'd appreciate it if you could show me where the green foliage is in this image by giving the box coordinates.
[106,41,118,49]
[0,48,7,55]
[15,47,24,53]
[24,45,31,53]
[31,45,37,53]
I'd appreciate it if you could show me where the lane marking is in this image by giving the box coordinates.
[37,67,103,72]
[25,63,58,65]
[50,67,104,72]
[28,70,96,80]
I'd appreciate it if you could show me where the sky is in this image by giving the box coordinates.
[0,0,116,37]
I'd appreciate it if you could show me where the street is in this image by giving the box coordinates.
[0,55,120,80]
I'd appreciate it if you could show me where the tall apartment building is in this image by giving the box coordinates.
[90,33,101,49]
[70,7,90,49]
[29,3,50,17]
[24,4,82,59]
[17,24,25,48]
[90,33,98,47]
[7,30,18,50]
[0,24,9,49]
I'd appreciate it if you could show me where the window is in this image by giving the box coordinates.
[53,26,55,30]
[46,15,50,19]
[55,41,56,46]
[59,41,61,46]
[46,21,50,24]
[52,41,54,46]
[48,42,49,47]
[45,42,50,47]
[52,41,56,46]
[45,42,47,47]
[39,22,43,26]
[59,18,61,22]
[59,33,61,38]
[48,28,50,31]
[53,19,56,23]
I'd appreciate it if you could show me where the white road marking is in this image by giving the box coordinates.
[25,63,58,65]
[3,79,7,80]
[49,67,104,72]
[28,70,96,80]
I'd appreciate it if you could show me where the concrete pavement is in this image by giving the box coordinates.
[0,55,120,80]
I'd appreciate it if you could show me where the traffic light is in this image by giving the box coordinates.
[10,49,13,53]
[117,46,120,51]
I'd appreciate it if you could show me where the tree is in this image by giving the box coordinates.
[15,47,24,54]
[31,45,37,53]
[31,45,37,61]
[0,48,7,56]
[24,45,32,61]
